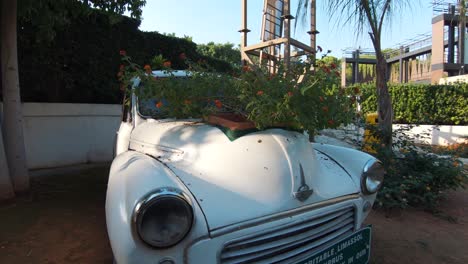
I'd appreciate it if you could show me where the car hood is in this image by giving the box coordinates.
[129,120,360,231]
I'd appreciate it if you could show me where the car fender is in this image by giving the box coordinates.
[106,151,209,264]
[311,143,378,213]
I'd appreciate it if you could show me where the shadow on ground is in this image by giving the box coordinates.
[0,166,113,264]
[1,165,467,264]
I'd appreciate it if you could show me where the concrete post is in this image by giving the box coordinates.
[341,59,347,87]
[431,17,446,83]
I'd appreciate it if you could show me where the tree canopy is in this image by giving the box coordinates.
[17,0,146,42]
[197,42,241,67]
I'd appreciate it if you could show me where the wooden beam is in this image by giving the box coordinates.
[283,0,291,68]
[290,38,315,53]
[244,38,289,52]
[240,0,249,64]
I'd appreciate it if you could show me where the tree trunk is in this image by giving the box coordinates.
[1,0,30,193]
[375,52,393,146]
[0,123,15,200]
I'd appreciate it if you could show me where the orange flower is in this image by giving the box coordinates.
[322,106,329,112]
[184,99,191,105]
[179,52,187,60]
[163,61,172,68]
[242,65,251,72]
[214,99,222,109]
[287,91,293,97]
[144,64,152,74]
[119,50,126,56]
[156,101,163,108]
[327,120,334,125]
[319,96,324,102]
[257,90,264,96]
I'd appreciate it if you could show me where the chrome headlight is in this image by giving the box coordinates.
[133,187,193,248]
[361,159,385,194]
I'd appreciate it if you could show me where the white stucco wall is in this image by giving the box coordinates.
[322,124,467,147]
[1,103,121,169]
[438,74,468,84]
[393,124,468,146]
[1,103,466,170]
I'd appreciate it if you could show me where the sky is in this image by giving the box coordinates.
[138,0,435,57]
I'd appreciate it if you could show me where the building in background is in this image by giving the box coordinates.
[342,0,468,86]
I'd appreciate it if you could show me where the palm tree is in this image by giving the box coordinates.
[296,0,412,146]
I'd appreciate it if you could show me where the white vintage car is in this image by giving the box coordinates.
[106,71,384,264]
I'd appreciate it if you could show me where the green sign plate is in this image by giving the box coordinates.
[295,226,372,264]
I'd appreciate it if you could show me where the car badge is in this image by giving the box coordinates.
[294,163,313,202]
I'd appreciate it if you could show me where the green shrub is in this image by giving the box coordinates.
[3,7,233,104]
[354,83,468,125]
[367,126,467,210]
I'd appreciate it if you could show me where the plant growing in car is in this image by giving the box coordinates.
[118,52,355,135]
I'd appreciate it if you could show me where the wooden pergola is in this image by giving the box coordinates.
[240,0,317,72]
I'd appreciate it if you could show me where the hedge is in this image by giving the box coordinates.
[355,83,468,125]
[0,7,232,104]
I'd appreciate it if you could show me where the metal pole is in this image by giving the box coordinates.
[448,4,455,63]
[458,0,466,65]
[354,50,360,84]
[399,46,404,83]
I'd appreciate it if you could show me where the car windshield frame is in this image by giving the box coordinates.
[135,70,192,120]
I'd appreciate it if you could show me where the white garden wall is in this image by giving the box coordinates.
[393,124,467,146]
[323,124,467,147]
[1,103,121,169]
[1,103,466,170]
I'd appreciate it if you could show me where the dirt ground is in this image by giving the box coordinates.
[0,165,467,264]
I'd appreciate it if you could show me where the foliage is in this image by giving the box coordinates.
[119,54,355,134]
[17,0,145,43]
[356,83,468,125]
[311,0,413,147]
[3,6,233,104]
[366,126,467,210]
[428,142,468,159]
[197,42,241,68]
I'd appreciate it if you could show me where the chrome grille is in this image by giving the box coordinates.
[220,206,355,264]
